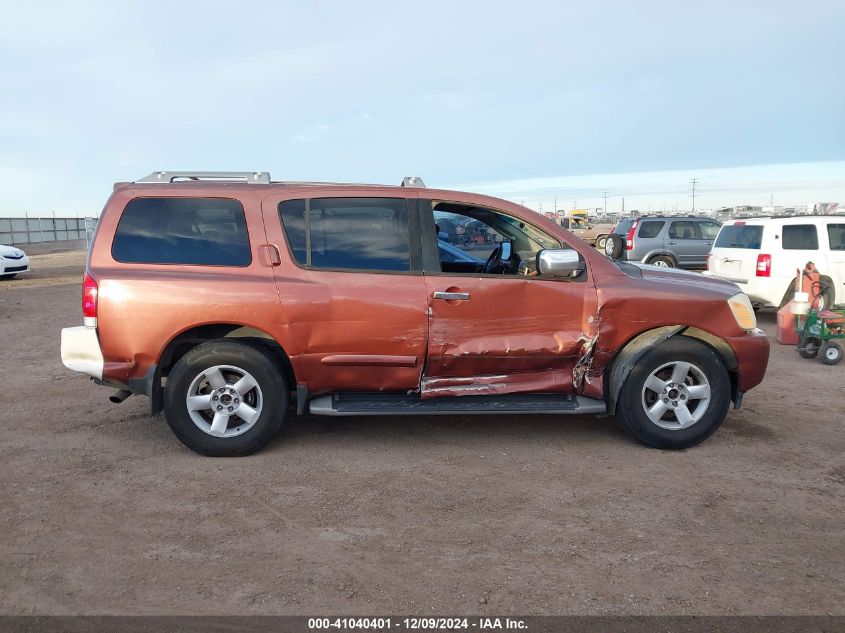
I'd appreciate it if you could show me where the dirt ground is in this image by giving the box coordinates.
[0,251,842,616]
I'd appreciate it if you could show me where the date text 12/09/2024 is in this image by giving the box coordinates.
[308,617,528,630]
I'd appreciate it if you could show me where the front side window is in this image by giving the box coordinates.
[112,197,251,266]
[668,221,696,240]
[827,224,845,250]
[432,203,560,275]
[782,225,818,250]
[279,197,410,272]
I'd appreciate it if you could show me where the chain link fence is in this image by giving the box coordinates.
[0,216,95,246]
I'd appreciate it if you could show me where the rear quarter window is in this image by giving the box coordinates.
[714,225,764,249]
[782,224,819,250]
[827,224,845,250]
[637,220,664,239]
[111,197,251,266]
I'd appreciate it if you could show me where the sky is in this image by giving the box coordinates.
[0,0,843,217]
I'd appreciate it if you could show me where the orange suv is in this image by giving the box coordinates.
[60,171,769,456]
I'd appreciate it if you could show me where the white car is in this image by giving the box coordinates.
[0,244,30,279]
[704,216,845,309]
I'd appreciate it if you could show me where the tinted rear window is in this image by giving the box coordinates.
[112,197,251,266]
[279,197,410,272]
[714,225,764,249]
[638,220,664,238]
[613,219,636,235]
[782,225,818,250]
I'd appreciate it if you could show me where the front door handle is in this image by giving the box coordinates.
[667,240,677,245]
[433,291,470,301]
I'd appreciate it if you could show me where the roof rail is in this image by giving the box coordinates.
[136,171,271,185]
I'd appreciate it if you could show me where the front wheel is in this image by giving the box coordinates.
[615,338,731,449]
[821,342,842,365]
[163,340,288,456]
[0,273,17,280]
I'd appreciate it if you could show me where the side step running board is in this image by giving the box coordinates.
[308,393,606,416]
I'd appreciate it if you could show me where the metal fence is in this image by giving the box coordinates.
[0,216,95,245]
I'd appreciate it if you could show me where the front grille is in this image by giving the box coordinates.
[4,265,27,273]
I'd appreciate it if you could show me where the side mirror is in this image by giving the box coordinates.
[536,248,585,278]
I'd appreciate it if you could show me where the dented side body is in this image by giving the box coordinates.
[81,181,769,408]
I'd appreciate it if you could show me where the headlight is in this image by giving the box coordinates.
[728,293,756,330]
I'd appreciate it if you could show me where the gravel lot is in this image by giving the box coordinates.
[0,252,842,615]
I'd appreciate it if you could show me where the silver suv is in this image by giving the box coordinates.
[604,216,721,269]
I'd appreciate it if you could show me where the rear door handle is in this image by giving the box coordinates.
[433,291,470,301]
[667,240,677,245]
[263,244,281,266]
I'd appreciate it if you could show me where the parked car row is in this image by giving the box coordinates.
[602,215,845,310]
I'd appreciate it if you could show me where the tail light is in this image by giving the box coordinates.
[82,272,98,326]
[756,254,771,277]
[625,220,638,250]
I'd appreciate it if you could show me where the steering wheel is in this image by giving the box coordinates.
[483,241,513,274]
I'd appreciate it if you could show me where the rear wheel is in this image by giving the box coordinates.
[163,340,288,456]
[821,342,842,365]
[798,334,821,359]
[647,255,675,268]
[615,338,731,449]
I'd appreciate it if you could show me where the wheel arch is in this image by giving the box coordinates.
[158,323,295,383]
[606,325,738,414]
[641,250,677,266]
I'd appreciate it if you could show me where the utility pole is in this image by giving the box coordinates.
[621,198,625,216]
[554,196,557,213]
[602,190,609,216]
[573,200,577,210]
[690,178,697,214]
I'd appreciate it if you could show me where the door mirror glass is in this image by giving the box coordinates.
[536,249,585,277]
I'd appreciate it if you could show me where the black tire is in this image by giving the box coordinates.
[798,334,820,359]
[595,235,608,251]
[615,337,731,450]
[0,273,17,280]
[604,235,624,259]
[163,340,288,456]
[647,255,675,268]
[821,341,842,365]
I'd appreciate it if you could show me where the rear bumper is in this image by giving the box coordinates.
[724,328,770,393]
[60,326,104,379]
[702,273,783,308]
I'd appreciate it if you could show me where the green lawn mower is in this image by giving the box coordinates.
[795,276,845,366]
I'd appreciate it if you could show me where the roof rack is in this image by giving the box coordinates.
[136,171,271,185]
